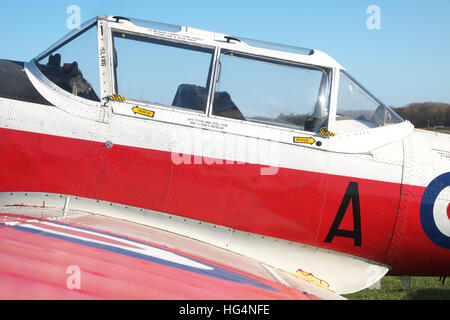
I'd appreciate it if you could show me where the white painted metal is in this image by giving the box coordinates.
[327,67,340,132]
[24,61,110,124]
[97,17,115,100]
[103,16,343,70]
[402,129,450,187]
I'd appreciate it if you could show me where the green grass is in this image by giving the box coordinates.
[343,276,450,300]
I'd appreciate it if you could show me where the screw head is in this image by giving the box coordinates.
[105,140,113,149]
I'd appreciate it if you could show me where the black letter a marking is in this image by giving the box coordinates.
[324,182,362,246]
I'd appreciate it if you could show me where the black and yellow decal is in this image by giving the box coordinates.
[293,137,316,145]
[132,106,155,118]
[108,94,127,102]
[318,127,335,136]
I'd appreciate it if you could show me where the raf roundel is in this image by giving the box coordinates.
[420,172,450,249]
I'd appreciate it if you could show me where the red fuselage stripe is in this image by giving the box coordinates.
[0,127,448,275]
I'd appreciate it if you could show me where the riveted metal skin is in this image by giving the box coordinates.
[0,16,449,297]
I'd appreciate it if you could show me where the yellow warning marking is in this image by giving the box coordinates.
[319,127,335,136]
[293,137,316,144]
[108,94,127,102]
[132,106,155,118]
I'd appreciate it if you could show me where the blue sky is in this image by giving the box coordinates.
[1,0,449,107]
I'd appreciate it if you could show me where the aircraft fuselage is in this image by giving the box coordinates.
[0,16,449,294]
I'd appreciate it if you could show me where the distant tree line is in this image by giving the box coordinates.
[392,102,450,128]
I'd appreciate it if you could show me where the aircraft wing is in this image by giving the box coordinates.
[0,206,344,300]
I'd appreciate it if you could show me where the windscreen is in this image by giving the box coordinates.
[335,71,403,132]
